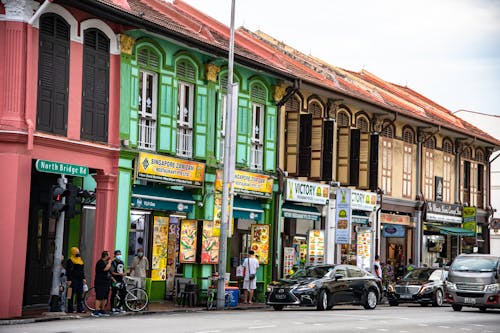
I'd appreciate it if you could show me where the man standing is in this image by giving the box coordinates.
[242,250,259,304]
[373,254,382,279]
[129,248,149,289]
[93,251,112,317]
[110,250,126,312]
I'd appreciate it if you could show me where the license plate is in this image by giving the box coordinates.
[275,294,286,299]
[464,297,476,304]
[400,294,412,299]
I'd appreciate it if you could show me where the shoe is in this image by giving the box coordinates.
[99,310,110,317]
[91,311,101,317]
[112,308,118,312]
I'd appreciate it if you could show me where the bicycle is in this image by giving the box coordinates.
[84,277,149,312]
[206,287,233,310]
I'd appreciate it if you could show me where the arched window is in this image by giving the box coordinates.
[356,117,369,133]
[176,58,198,157]
[475,148,485,162]
[380,123,394,138]
[250,82,267,170]
[402,127,414,144]
[285,96,300,174]
[423,137,436,149]
[462,147,472,159]
[337,110,350,127]
[443,139,454,154]
[402,127,414,198]
[309,100,323,179]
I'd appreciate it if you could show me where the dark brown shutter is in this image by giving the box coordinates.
[350,128,360,186]
[359,132,370,189]
[81,29,110,142]
[463,160,471,203]
[321,120,334,181]
[36,14,70,135]
[285,99,299,175]
[337,127,350,184]
[298,114,312,177]
[369,134,379,191]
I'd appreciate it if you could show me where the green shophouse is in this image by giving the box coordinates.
[116,31,281,302]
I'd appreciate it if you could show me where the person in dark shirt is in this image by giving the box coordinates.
[65,247,86,313]
[93,250,112,317]
[110,249,126,312]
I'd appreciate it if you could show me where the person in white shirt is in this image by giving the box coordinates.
[242,250,259,304]
[128,248,149,289]
[373,254,382,279]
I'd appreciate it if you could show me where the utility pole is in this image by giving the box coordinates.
[217,0,237,310]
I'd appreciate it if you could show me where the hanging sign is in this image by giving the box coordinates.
[36,159,88,177]
[350,189,377,211]
[285,179,330,205]
[335,188,352,244]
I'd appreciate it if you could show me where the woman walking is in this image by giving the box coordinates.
[65,247,86,313]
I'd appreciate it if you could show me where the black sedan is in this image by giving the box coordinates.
[266,264,382,311]
[387,267,447,307]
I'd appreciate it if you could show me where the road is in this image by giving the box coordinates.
[2,305,499,333]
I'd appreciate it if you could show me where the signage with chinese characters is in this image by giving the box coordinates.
[285,179,330,205]
[335,188,352,244]
[137,152,205,187]
[426,201,462,224]
[216,170,273,198]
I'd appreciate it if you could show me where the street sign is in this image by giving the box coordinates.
[35,159,89,177]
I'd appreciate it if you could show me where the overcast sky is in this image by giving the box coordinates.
[184,0,500,116]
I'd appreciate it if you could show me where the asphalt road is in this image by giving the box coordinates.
[2,305,499,333]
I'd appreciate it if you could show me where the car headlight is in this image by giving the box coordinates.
[485,283,500,293]
[297,282,317,290]
[419,285,433,294]
[445,281,456,291]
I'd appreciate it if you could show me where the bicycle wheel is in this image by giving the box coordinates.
[84,287,96,311]
[206,291,216,310]
[125,287,149,312]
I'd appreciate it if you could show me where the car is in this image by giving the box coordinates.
[387,267,447,307]
[266,264,382,311]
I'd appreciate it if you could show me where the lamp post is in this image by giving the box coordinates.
[217,0,237,310]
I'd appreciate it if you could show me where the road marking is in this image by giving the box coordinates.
[292,322,304,325]
[470,324,485,327]
[248,325,277,330]
[418,324,429,327]
[313,323,324,326]
[398,318,410,320]
[438,326,450,329]
[400,331,410,333]
[461,328,472,331]
[195,331,221,333]
[355,327,368,330]
[376,329,389,332]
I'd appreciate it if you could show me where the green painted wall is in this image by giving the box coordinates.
[115,155,135,266]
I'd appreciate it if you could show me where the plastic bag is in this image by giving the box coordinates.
[236,265,245,277]
[83,283,89,293]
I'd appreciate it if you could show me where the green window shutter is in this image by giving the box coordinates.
[129,64,139,147]
[264,104,276,171]
[237,98,250,165]
[194,85,208,159]
[120,59,132,139]
[158,75,175,153]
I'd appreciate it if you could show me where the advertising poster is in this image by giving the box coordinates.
[201,220,220,264]
[166,217,180,293]
[335,188,352,244]
[356,227,372,271]
[213,191,234,237]
[462,206,477,235]
[179,220,197,263]
[151,216,169,281]
[307,230,325,265]
[283,247,295,276]
[250,224,270,264]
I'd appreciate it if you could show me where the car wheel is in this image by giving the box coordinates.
[389,300,399,306]
[479,306,487,313]
[316,289,328,311]
[272,305,284,311]
[363,289,378,310]
[432,289,443,307]
[452,304,462,312]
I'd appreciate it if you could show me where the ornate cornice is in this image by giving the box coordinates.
[273,82,288,103]
[204,63,220,83]
[1,0,38,22]
[120,34,136,55]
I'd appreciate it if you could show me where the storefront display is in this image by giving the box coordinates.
[166,216,180,294]
[201,220,219,264]
[307,230,325,265]
[356,228,372,271]
[179,219,198,263]
[251,224,270,264]
[151,216,169,281]
[283,247,295,276]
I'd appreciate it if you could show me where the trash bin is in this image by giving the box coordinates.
[226,287,239,307]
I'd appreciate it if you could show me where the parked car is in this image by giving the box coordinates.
[387,267,447,307]
[266,264,382,311]
[445,254,500,312]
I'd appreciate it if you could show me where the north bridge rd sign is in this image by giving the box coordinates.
[35,159,89,177]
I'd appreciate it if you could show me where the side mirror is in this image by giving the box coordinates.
[335,274,344,281]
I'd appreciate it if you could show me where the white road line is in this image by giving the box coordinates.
[418,324,429,327]
[313,323,324,326]
[398,318,410,320]
[461,328,472,331]
[195,331,221,333]
[355,327,368,330]
[248,325,277,330]
[438,326,450,329]
[292,322,304,325]
[376,329,389,332]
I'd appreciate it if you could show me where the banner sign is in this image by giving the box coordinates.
[426,201,462,224]
[335,188,352,244]
[462,206,477,235]
[137,152,205,187]
[350,189,377,211]
[216,170,273,198]
[285,179,329,205]
[380,213,411,226]
[383,224,406,238]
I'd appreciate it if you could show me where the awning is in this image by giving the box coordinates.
[131,184,195,213]
[282,202,321,221]
[435,225,475,237]
[233,197,263,221]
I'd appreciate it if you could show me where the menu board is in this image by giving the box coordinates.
[283,247,295,277]
[250,224,270,264]
[151,216,169,281]
[179,220,197,263]
[166,217,180,293]
[356,228,372,271]
[307,230,325,265]
[201,220,219,264]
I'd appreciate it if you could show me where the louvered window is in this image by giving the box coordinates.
[462,147,472,159]
[423,137,436,149]
[403,144,413,198]
[81,28,110,143]
[251,83,266,102]
[337,111,350,127]
[443,139,454,154]
[138,70,157,150]
[138,48,160,68]
[285,97,300,175]
[381,124,394,138]
[176,60,196,81]
[36,14,70,135]
[403,128,414,144]
[251,102,265,170]
[356,117,369,133]
[381,138,392,195]
[310,101,323,179]
[219,94,227,162]
[475,149,484,162]
[177,81,194,158]
[477,164,484,208]
[424,149,434,200]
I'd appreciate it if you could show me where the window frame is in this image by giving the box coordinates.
[137,68,158,151]
[250,102,265,170]
[176,80,195,158]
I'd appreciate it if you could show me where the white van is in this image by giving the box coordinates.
[445,254,500,312]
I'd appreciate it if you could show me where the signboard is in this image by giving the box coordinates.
[137,152,205,187]
[380,213,411,226]
[131,196,191,212]
[350,190,377,211]
[151,216,169,281]
[356,228,372,271]
[35,159,88,177]
[250,224,270,264]
[179,220,197,263]
[335,188,352,244]
[283,247,295,277]
[285,179,329,205]
[435,176,443,202]
[216,170,273,198]
[200,220,219,264]
[462,206,477,235]
[383,224,406,238]
[425,201,462,224]
[307,230,325,265]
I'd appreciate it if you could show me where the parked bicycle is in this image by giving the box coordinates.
[84,276,149,312]
[206,287,233,310]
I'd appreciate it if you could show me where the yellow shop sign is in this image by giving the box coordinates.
[216,169,273,198]
[137,152,205,187]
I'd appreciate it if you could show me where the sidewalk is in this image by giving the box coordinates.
[0,301,269,325]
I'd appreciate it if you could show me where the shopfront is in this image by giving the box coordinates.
[281,179,329,276]
[379,213,414,268]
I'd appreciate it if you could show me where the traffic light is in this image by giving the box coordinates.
[66,184,80,219]
[49,185,69,219]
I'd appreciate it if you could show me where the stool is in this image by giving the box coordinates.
[180,283,198,306]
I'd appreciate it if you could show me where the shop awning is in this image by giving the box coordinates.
[435,225,475,237]
[233,197,263,221]
[131,184,195,213]
[282,202,321,221]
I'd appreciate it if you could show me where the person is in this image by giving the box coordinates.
[382,260,394,287]
[59,254,67,312]
[128,248,149,289]
[395,261,405,281]
[110,250,126,312]
[93,250,112,317]
[242,250,259,304]
[373,254,382,279]
[65,247,86,313]
[407,258,416,273]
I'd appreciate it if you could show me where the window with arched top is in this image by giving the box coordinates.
[423,136,436,200]
[337,111,350,127]
[356,117,369,133]
[176,58,198,158]
[250,82,267,170]
[284,96,301,174]
[423,137,436,149]
[462,147,472,159]
[443,139,454,154]
[402,127,414,144]
[402,127,414,198]
[475,148,485,162]
[380,123,394,138]
[442,138,454,203]
[309,101,323,118]
[309,100,323,179]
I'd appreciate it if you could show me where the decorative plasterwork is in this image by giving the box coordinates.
[119,34,136,55]
[30,2,79,42]
[81,19,120,55]
[1,0,38,22]
[273,82,288,103]
[204,63,220,83]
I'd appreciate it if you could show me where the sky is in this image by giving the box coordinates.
[184,0,500,116]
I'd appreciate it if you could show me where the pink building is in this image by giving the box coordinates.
[0,0,124,318]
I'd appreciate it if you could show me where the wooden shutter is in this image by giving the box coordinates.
[321,120,334,181]
[81,29,110,143]
[36,14,70,135]
[359,132,370,189]
[236,98,250,165]
[369,134,379,191]
[463,160,470,203]
[349,128,360,186]
[193,85,208,158]
[337,127,350,184]
[311,113,323,179]
[285,108,299,175]
[157,74,175,153]
[298,114,312,177]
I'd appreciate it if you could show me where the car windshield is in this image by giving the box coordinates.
[450,256,499,272]
[402,268,437,282]
[289,266,333,279]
